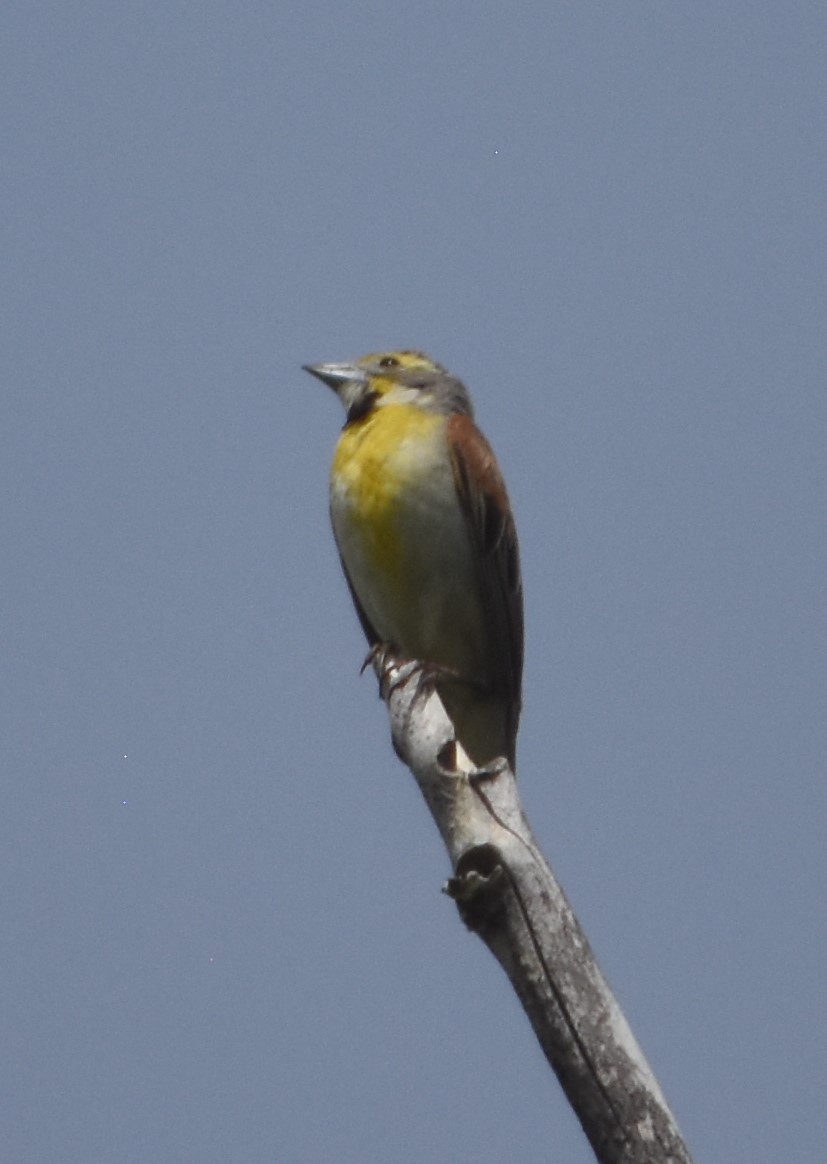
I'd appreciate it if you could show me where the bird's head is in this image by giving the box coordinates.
[303,350,473,423]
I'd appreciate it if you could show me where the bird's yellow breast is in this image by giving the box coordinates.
[331,403,447,578]
[329,402,481,664]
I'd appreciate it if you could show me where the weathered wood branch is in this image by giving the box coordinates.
[374,653,693,1164]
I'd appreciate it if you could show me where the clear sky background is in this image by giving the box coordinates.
[3,4,825,1162]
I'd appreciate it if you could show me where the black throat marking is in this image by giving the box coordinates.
[344,391,379,427]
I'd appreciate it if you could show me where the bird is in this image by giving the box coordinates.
[304,350,523,771]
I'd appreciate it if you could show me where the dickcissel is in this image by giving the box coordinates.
[304,350,523,771]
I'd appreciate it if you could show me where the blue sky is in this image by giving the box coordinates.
[3,4,826,1161]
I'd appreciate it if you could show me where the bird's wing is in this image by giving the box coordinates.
[446,412,524,747]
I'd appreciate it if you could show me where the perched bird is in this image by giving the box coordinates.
[305,350,523,771]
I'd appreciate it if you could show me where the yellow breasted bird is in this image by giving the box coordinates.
[304,350,523,770]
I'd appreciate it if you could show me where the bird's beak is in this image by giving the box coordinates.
[302,362,367,393]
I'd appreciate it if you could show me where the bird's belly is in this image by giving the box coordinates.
[331,432,485,675]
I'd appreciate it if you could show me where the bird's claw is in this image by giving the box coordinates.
[364,645,430,701]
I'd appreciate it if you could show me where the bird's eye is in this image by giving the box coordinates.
[378,356,399,368]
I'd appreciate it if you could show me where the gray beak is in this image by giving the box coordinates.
[302,362,366,392]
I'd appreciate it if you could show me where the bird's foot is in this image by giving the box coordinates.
[364,645,430,701]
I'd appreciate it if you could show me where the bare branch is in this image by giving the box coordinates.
[374,653,693,1164]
